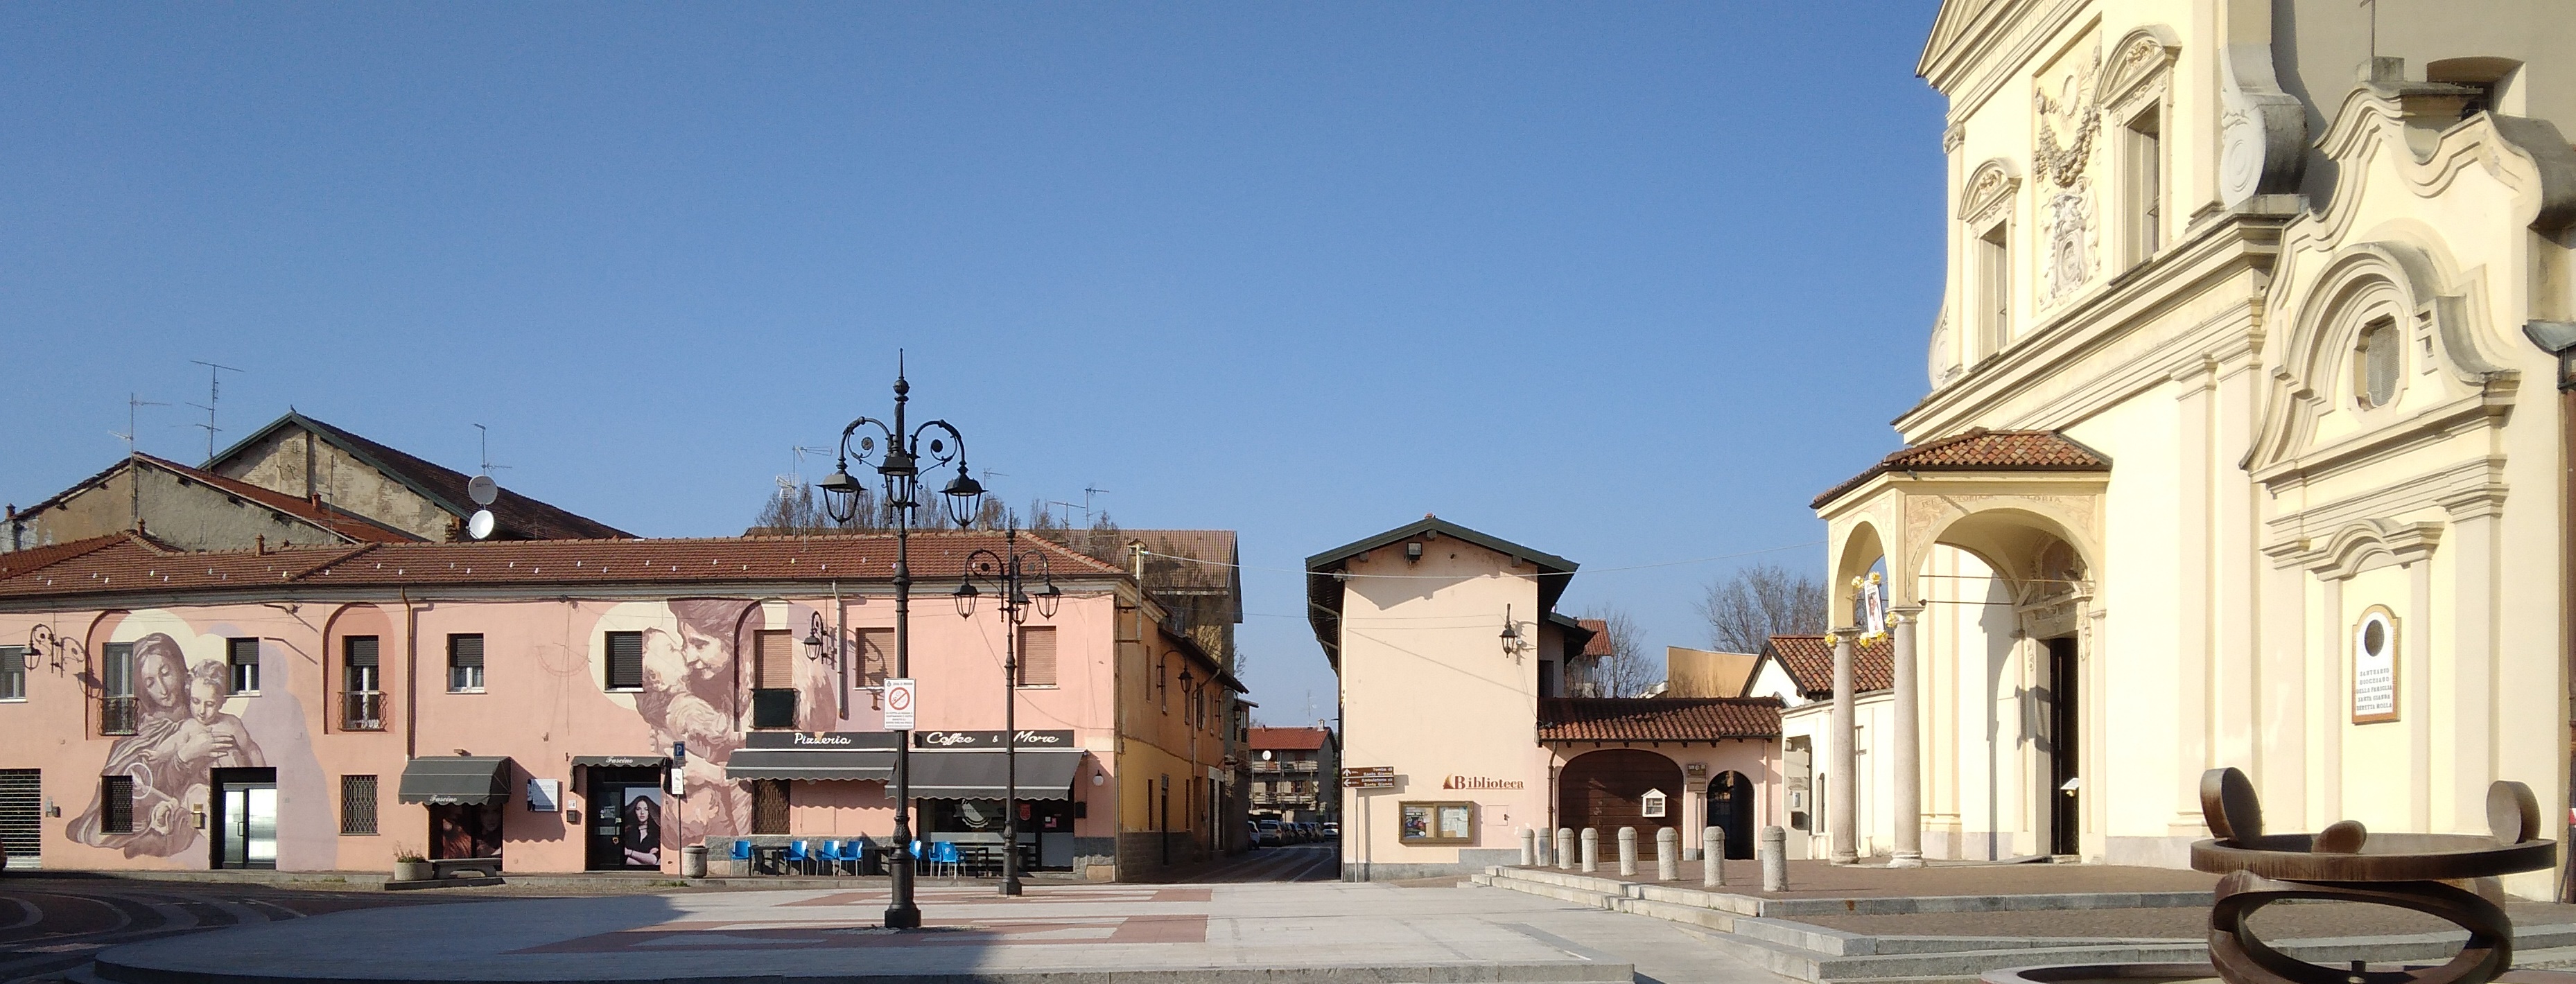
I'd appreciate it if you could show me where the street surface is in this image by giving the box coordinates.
[0,878,456,983]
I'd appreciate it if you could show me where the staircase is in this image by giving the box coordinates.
[1472,866,2576,984]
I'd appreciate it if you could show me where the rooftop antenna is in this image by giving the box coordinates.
[1049,484,1111,526]
[114,393,170,455]
[186,361,242,462]
[472,424,512,477]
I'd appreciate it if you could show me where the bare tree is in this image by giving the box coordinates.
[749,481,875,534]
[1696,563,1827,653]
[1574,606,1658,698]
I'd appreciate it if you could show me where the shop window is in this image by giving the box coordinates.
[447,635,485,693]
[340,775,378,835]
[1398,801,1474,845]
[751,780,790,835]
[855,629,891,688]
[1016,626,1056,687]
[604,631,645,691]
[0,645,26,701]
[100,775,136,834]
[101,642,136,735]
[2356,319,2402,408]
[752,630,795,728]
[342,637,382,730]
[227,638,260,694]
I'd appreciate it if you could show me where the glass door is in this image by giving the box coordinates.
[217,780,277,869]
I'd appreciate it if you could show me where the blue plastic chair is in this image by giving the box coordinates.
[841,839,871,876]
[785,840,812,876]
[928,841,962,882]
[730,840,754,876]
[814,840,846,876]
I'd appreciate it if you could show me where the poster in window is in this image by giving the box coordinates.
[1436,803,1472,841]
[618,788,664,867]
[2352,607,2398,723]
[1399,801,1473,844]
[1400,802,1431,841]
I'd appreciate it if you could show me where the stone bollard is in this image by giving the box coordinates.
[1703,827,1725,887]
[1580,827,1599,872]
[1655,827,1679,881]
[1556,828,1576,870]
[1617,827,1639,877]
[1760,825,1789,892]
[1520,827,1536,866]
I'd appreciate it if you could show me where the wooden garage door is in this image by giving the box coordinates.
[1557,750,1682,834]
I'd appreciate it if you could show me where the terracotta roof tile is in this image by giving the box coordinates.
[1536,697,1783,741]
[0,533,138,579]
[1577,618,1613,658]
[1761,635,1892,699]
[1813,429,2110,509]
[1246,727,1334,751]
[0,531,1126,601]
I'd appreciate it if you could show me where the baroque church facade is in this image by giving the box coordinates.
[1809,0,2576,898]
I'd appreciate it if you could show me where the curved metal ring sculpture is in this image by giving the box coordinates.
[2191,768,2555,984]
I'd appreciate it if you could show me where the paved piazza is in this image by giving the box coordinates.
[69,874,1786,984]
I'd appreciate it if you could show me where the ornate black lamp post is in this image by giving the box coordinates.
[953,525,1061,896]
[817,365,983,931]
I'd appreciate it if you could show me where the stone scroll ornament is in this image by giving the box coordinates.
[2193,767,2558,984]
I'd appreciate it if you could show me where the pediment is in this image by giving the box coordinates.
[1958,158,2020,225]
[1918,0,2046,87]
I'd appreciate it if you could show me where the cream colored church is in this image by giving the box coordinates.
[1806,0,2576,898]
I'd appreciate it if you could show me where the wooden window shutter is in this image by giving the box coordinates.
[604,632,645,689]
[855,629,892,687]
[754,630,794,690]
[1017,626,1057,687]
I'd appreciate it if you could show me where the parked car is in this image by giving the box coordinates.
[1321,821,1339,839]
[1298,822,1319,842]
[1255,818,1285,847]
[1245,819,1263,848]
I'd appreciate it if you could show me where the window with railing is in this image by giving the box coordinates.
[340,775,378,835]
[100,642,137,735]
[342,636,383,730]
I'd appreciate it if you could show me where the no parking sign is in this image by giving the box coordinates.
[885,678,916,730]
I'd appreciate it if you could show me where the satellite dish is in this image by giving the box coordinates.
[467,510,496,541]
[467,475,499,507]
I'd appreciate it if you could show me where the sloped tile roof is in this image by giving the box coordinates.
[0,533,138,579]
[1577,618,1612,658]
[1761,634,1892,699]
[137,455,420,544]
[1536,697,1784,741]
[1246,727,1334,751]
[213,412,634,541]
[1813,429,2110,509]
[0,531,1125,601]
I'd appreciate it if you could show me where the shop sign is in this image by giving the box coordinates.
[743,731,902,750]
[1441,775,1524,790]
[913,729,1077,748]
[1345,766,1396,789]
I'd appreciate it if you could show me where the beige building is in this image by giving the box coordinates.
[1811,0,2576,897]
[1308,516,1779,879]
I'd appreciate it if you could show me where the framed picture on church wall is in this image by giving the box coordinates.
[2352,606,2399,724]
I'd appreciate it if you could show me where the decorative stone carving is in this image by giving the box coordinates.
[1958,158,2019,225]
[2218,44,2308,207]
[1928,310,1958,387]
[2033,43,2103,308]
[1943,123,1966,154]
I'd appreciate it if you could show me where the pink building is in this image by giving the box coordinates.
[0,530,1239,879]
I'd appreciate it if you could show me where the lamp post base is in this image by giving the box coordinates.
[883,904,921,929]
[1000,878,1023,897]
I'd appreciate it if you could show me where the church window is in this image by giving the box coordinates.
[2124,107,2161,263]
[2356,319,2401,408]
[1976,223,2010,355]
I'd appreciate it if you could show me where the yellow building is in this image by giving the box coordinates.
[1812,0,2576,898]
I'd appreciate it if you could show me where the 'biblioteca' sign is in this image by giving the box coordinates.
[1442,775,1524,790]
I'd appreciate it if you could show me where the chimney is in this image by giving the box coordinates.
[255,534,266,555]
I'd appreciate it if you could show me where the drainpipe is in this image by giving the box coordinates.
[401,590,420,762]
[2521,319,2576,904]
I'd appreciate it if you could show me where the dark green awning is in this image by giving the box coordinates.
[571,755,668,768]
[398,756,513,806]
[909,750,1084,800]
[724,748,895,782]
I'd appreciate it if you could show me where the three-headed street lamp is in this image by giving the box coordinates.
[952,525,1062,896]
[817,366,982,931]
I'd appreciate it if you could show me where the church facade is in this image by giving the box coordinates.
[1811,0,2576,898]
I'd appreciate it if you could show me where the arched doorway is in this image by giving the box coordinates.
[1558,750,1682,834]
[1706,771,1755,859]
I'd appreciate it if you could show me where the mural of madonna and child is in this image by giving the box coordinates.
[66,632,268,859]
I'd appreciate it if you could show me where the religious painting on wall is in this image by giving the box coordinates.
[2352,606,2399,724]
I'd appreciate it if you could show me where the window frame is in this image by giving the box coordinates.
[0,644,26,702]
[342,635,384,731]
[100,642,137,736]
[340,774,380,836]
[101,775,137,835]
[1975,221,2012,358]
[1015,625,1058,689]
[226,637,261,695]
[2356,318,2403,410]
[446,634,485,694]
[603,631,645,692]
[2124,105,2162,265]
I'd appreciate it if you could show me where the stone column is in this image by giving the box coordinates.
[1890,608,1924,868]
[1830,631,1859,864]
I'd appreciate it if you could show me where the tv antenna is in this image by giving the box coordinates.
[472,424,512,477]
[186,361,243,461]
[1049,484,1111,526]
[778,445,833,494]
[114,394,170,455]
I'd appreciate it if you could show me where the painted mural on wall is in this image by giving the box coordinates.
[66,632,270,858]
[623,599,837,843]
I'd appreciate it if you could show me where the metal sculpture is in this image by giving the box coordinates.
[2191,767,2555,984]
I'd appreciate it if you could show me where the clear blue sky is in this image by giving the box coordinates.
[2,3,1948,726]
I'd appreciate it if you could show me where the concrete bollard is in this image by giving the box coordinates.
[1617,827,1639,877]
[1760,825,1789,892]
[1580,827,1599,872]
[1703,827,1725,887]
[1655,827,1678,881]
[1556,828,1576,870]
[1520,827,1536,866]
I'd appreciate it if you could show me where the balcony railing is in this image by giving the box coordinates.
[101,697,138,735]
[343,691,385,730]
[1287,760,1318,773]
